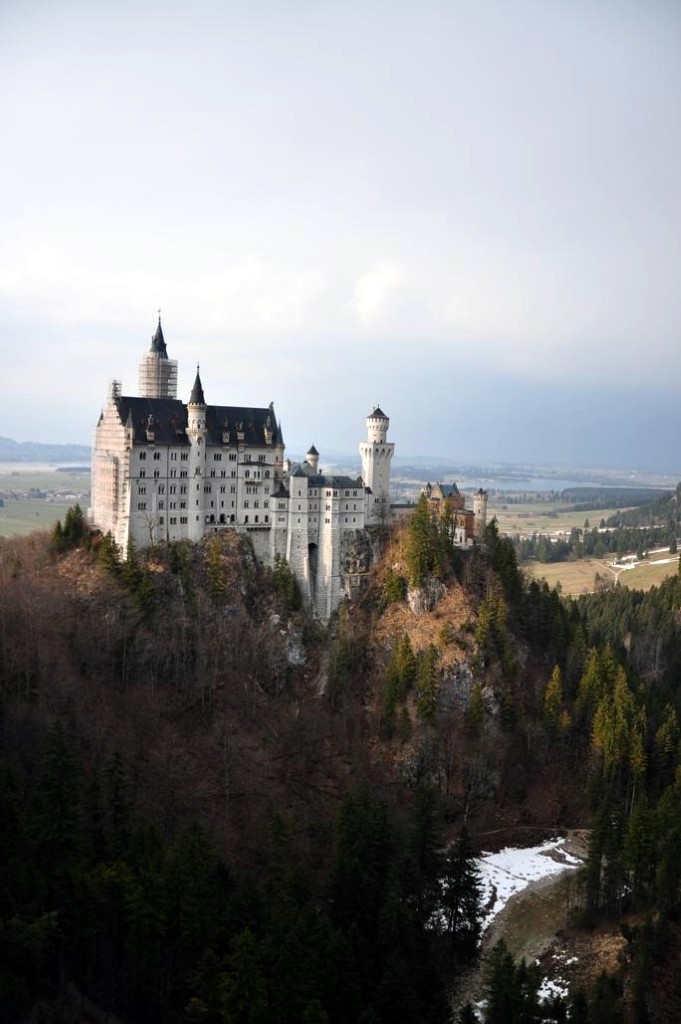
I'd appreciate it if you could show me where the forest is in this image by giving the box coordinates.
[1,500,681,1022]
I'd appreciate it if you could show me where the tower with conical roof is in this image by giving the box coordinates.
[138,315,178,398]
[186,366,207,542]
[359,406,394,524]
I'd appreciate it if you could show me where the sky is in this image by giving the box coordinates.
[1,0,680,470]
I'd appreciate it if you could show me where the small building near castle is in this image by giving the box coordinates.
[90,319,394,619]
[422,481,488,547]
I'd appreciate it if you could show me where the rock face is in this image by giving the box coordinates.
[407,576,447,615]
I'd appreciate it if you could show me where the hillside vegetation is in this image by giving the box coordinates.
[1,504,681,1021]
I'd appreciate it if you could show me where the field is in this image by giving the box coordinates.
[0,468,90,539]
[526,554,679,597]
[490,501,623,538]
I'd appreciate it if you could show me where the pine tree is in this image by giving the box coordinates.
[440,828,482,964]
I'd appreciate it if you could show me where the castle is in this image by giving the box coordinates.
[90,319,487,619]
[90,319,395,619]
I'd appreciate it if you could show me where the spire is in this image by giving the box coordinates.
[189,364,205,405]
[150,314,167,356]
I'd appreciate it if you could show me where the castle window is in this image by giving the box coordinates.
[171,452,177,461]
[264,470,270,478]
[170,517,177,525]
[158,485,165,494]
[170,501,177,509]
[265,515,269,522]
[159,516,164,524]
[254,501,259,508]
[255,515,259,522]
[139,485,146,494]
[221,470,226,477]
[258,454,266,462]
[180,469,187,477]
[214,453,222,461]
[180,501,186,509]
[220,486,226,493]
[229,453,237,461]
[244,515,249,523]
[158,501,164,510]
[345,490,349,496]
[153,451,161,461]
[180,516,187,524]
[140,469,146,478]
[231,470,236,477]
[245,470,250,479]
[154,470,160,478]
[210,469,216,477]
[139,452,146,461]
[181,452,188,461]
[231,485,235,493]
[264,500,269,508]
[137,502,146,510]
[244,501,249,508]
[325,518,330,524]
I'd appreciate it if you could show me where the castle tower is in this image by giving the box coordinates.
[473,488,488,541]
[186,366,207,542]
[306,445,319,473]
[138,315,178,399]
[359,406,394,524]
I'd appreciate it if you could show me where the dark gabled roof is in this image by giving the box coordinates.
[113,397,283,449]
[439,483,460,497]
[307,474,364,489]
[115,396,190,445]
[272,483,290,498]
[368,406,388,420]
[150,317,167,356]
[307,445,319,455]
[189,368,205,406]
[291,465,307,478]
[205,405,283,447]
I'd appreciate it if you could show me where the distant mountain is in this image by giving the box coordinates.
[0,436,91,464]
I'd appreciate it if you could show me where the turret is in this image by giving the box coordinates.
[306,445,319,473]
[138,315,178,398]
[186,366,207,542]
[473,488,488,541]
[359,406,394,524]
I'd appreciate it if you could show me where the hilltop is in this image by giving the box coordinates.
[2,508,681,1021]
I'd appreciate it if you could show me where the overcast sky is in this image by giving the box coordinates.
[1,0,680,470]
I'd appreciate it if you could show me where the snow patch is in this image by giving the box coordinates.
[477,836,581,931]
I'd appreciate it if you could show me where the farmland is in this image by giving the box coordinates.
[526,552,679,596]
[0,467,90,539]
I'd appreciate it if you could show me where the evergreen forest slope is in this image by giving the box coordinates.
[1,504,681,1022]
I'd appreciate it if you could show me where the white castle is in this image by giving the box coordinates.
[90,319,395,619]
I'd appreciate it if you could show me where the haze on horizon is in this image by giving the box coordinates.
[1,0,680,473]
